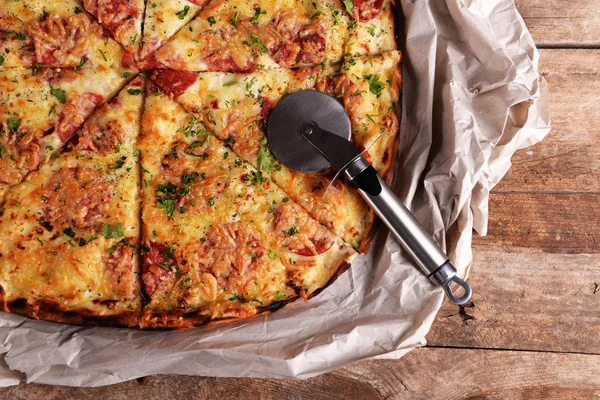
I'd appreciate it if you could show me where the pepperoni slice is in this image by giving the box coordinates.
[294,237,335,256]
[352,0,384,22]
[151,70,199,97]
[142,242,176,297]
[205,54,256,73]
[57,92,104,142]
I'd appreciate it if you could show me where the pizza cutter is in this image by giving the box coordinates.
[266,90,472,305]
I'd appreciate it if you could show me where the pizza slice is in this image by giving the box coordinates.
[139,0,206,61]
[0,0,131,68]
[154,0,337,72]
[83,0,145,57]
[343,0,396,58]
[139,84,355,328]
[0,76,145,327]
[150,52,401,250]
[0,64,137,203]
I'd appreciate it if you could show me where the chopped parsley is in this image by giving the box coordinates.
[275,291,286,300]
[207,16,216,26]
[122,72,132,78]
[365,74,385,98]
[249,170,267,186]
[63,227,76,238]
[98,49,108,62]
[0,55,5,66]
[102,223,124,239]
[49,84,67,104]
[343,0,354,14]
[229,293,246,301]
[73,56,88,71]
[7,118,20,132]
[74,6,82,14]
[367,24,376,36]
[252,7,266,24]
[249,33,268,53]
[184,141,207,157]
[268,250,277,260]
[310,2,322,18]
[207,197,215,207]
[257,138,275,172]
[176,6,190,20]
[127,89,142,95]
[287,226,298,236]
[223,80,238,86]
[229,11,239,27]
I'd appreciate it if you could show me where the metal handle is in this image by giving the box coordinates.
[345,158,472,305]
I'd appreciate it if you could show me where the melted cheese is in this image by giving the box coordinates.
[341,50,402,174]
[0,0,129,69]
[139,91,355,326]
[0,66,135,202]
[0,77,144,321]
[140,0,202,60]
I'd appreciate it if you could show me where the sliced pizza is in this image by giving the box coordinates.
[138,84,355,328]
[343,0,396,58]
[139,0,206,61]
[0,64,137,203]
[0,0,131,69]
[318,51,402,175]
[0,76,145,327]
[83,0,145,57]
[149,52,401,250]
[154,0,337,72]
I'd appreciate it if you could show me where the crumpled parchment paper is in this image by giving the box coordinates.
[0,0,550,386]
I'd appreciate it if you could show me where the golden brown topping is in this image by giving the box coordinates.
[40,167,111,230]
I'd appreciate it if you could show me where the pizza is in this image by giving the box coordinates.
[0,0,400,329]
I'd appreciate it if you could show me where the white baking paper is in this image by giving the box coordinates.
[0,0,550,386]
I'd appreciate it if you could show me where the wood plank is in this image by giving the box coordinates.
[428,248,600,353]
[495,49,600,193]
[477,193,600,253]
[2,348,600,399]
[515,0,600,47]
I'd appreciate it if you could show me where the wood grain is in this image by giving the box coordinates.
[476,193,600,253]
[515,0,600,47]
[495,49,600,193]
[3,348,600,399]
[428,248,600,352]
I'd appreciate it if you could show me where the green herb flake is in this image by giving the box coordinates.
[207,16,216,26]
[365,74,385,98]
[74,6,82,14]
[7,118,20,132]
[49,85,67,104]
[122,72,132,78]
[252,7,266,24]
[287,226,298,236]
[102,223,124,239]
[275,291,286,300]
[176,5,190,20]
[250,33,268,53]
[223,80,238,86]
[257,138,276,172]
[229,293,246,301]
[207,197,215,207]
[127,88,142,95]
[0,55,5,66]
[268,250,277,260]
[63,227,76,238]
[229,11,238,27]
[343,0,354,14]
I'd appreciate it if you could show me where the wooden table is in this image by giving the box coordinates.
[2,1,599,398]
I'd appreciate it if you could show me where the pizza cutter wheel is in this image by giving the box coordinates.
[266,91,472,305]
